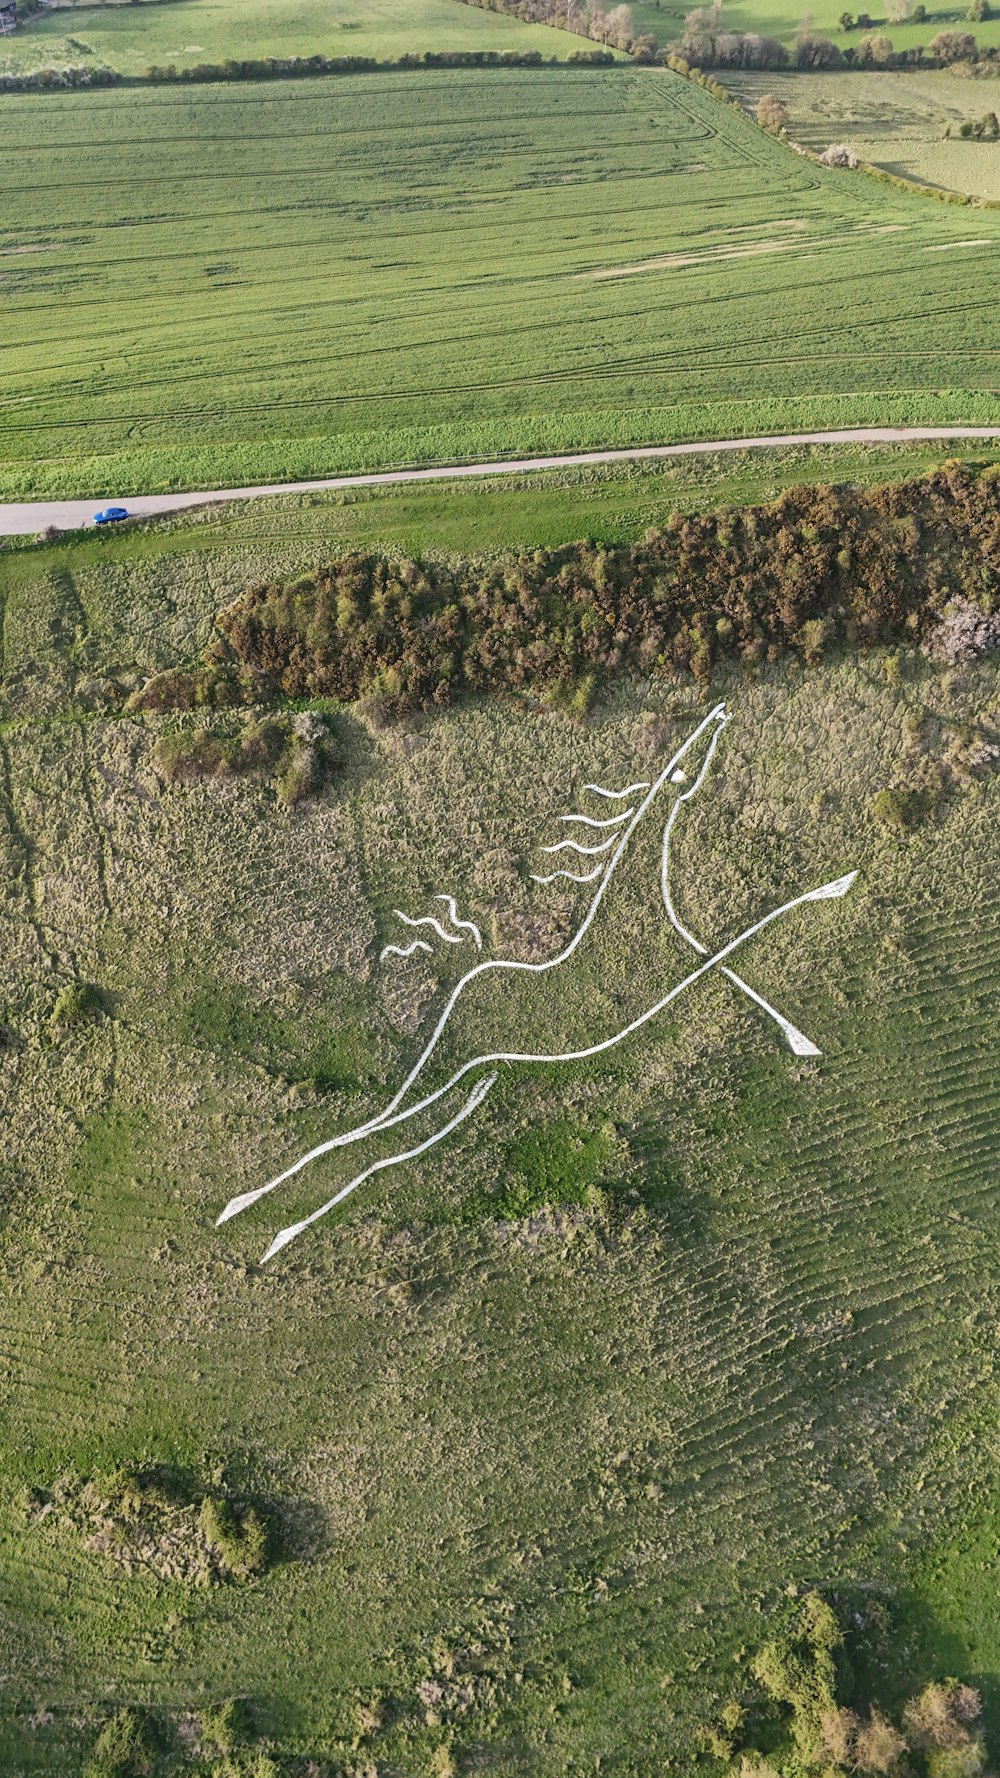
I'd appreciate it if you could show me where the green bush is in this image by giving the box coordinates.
[198,1496,269,1578]
[49,981,102,1039]
[872,785,933,831]
[153,731,229,783]
[83,1710,150,1778]
[199,1696,252,1757]
[466,1120,615,1221]
[153,713,338,806]
[126,664,271,713]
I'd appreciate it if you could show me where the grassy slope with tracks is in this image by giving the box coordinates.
[1,67,999,501]
[4,498,1000,1769]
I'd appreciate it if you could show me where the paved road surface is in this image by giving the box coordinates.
[2,427,1000,537]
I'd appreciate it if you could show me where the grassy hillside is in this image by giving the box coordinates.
[729,68,1000,200]
[0,0,589,76]
[4,488,1000,1771]
[1,67,999,501]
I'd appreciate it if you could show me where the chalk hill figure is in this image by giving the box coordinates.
[218,703,856,1261]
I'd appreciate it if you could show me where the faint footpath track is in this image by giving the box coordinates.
[2,427,1000,536]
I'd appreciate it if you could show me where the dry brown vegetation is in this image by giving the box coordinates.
[216,465,1000,718]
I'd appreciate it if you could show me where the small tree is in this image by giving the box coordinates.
[603,1,635,47]
[856,30,894,59]
[929,28,977,57]
[819,1705,859,1766]
[967,0,991,21]
[83,1711,150,1778]
[903,1682,984,1752]
[796,27,841,62]
[755,92,789,128]
[853,1709,907,1775]
[839,8,854,24]
[820,141,860,165]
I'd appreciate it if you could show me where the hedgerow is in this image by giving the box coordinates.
[215,463,1000,718]
[0,45,614,94]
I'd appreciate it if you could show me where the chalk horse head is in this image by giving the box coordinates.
[218,702,856,1261]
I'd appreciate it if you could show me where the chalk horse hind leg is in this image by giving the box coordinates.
[259,1069,498,1263]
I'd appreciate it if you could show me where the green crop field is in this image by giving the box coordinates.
[1,66,999,503]
[5,494,1000,1772]
[0,0,588,76]
[729,68,1000,200]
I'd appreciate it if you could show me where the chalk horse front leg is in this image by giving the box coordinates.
[661,769,827,1058]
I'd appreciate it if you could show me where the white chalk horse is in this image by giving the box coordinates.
[219,703,856,1261]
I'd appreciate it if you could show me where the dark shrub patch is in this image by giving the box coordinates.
[216,465,1000,719]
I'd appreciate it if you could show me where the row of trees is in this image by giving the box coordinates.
[841,0,990,24]
[142,46,615,81]
[457,0,655,56]
[677,3,996,66]
[214,464,1000,719]
[0,46,616,95]
[945,107,1000,134]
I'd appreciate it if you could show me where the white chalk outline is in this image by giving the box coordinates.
[541,836,619,857]
[379,939,433,963]
[260,1072,498,1262]
[659,723,821,1057]
[218,702,857,1260]
[530,862,607,886]
[584,780,651,799]
[393,909,465,945]
[559,809,634,830]
[434,894,483,951]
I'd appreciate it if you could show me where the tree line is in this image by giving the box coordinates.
[0,46,615,95]
[455,0,1000,65]
[674,1,998,68]
[456,0,657,56]
[213,463,1000,720]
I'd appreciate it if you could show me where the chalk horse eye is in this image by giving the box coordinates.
[670,769,686,784]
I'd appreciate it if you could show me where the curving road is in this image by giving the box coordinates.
[2,426,1000,537]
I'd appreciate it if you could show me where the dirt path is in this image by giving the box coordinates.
[2,426,1000,536]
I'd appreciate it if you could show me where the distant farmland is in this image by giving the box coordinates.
[1,67,999,500]
[0,0,589,76]
[729,68,1000,202]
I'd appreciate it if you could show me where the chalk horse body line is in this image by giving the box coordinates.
[218,703,857,1262]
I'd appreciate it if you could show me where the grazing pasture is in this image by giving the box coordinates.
[730,67,1000,199]
[1,67,999,501]
[627,0,1000,55]
[4,507,1000,1766]
[0,0,588,75]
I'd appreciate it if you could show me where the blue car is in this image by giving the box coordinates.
[93,505,128,525]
